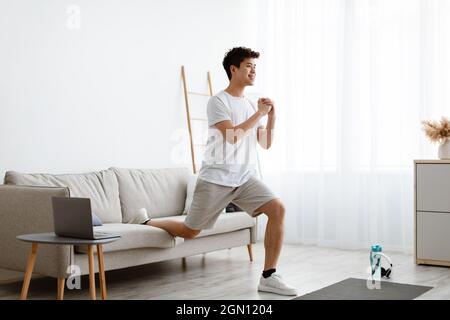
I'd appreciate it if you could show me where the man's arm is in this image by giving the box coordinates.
[214,99,272,144]
[257,99,276,149]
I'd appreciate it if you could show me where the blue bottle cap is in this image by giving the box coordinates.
[371,244,382,252]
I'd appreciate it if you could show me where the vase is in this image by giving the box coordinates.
[438,139,450,160]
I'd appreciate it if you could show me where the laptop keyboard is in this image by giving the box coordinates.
[94,231,110,236]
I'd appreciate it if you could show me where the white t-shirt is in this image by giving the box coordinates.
[198,90,264,187]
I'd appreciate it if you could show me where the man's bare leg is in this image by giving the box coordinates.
[145,220,200,239]
[255,198,297,296]
[254,198,285,270]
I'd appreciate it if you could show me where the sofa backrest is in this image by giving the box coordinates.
[111,167,190,222]
[4,169,122,223]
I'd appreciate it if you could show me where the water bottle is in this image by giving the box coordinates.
[370,244,383,279]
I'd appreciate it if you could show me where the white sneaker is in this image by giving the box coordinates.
[128,208,150,224]
[258,273,298,296]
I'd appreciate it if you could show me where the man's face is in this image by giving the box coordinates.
[231,58,256,86]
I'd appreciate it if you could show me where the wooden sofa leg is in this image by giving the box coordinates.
[247,244,253,262]
[57,278,65,300]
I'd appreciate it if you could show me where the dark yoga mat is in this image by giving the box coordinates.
[293,278,433,300]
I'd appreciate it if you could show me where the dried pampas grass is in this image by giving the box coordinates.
[422,117,450,144]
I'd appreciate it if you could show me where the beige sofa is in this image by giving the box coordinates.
[0,167,256,281]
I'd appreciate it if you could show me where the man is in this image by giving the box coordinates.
[132,47,297,296]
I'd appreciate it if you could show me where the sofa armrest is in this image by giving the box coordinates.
[0,185,72,278]
[250,217,258,244]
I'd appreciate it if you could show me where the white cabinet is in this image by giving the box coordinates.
[415,160,450,266]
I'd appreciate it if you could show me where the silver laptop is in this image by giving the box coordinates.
[51,197,121,240]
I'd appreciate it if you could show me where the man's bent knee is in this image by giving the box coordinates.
[261,199,285,221]
[254,198,285,217]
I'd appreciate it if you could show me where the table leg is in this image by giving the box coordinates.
[97,244,107,300]
[57,278,65,300]
[87,245,96,300]
[20,243,39,300]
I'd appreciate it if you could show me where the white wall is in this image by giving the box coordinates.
[0,0,259,176]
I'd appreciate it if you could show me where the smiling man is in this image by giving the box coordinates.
[130,47,297,296]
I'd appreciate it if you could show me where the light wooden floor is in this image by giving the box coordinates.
[1,243,449,300]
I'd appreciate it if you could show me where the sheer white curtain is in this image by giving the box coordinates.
[254,0,450,252]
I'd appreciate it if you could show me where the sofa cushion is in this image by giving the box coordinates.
[152,211,256,238]
[111,167,190,222]
[75,223,184,253]
[76,212,254,253]
[4,170,122,223]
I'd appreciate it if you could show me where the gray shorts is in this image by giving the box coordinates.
[184,176,278,230]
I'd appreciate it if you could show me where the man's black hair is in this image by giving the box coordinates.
[222,47,260,80]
